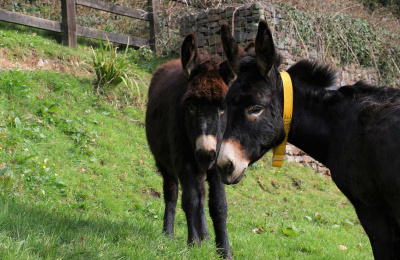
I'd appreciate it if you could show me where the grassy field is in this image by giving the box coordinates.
[0,23,373,259]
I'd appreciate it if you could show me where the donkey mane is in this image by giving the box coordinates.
[287,60,337,89]
[339,81,400,102]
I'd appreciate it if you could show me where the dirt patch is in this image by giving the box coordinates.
[0,48,92,76]
[149,188,161,198]
[140,188,161,198]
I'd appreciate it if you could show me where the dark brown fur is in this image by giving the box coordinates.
[146,34,232,259]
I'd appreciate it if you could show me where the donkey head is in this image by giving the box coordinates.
[216,21,286,184]
[181,33,232,173]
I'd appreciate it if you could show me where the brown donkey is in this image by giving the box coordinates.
[146,33,234,259]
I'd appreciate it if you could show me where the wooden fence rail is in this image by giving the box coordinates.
[0,0,160,52]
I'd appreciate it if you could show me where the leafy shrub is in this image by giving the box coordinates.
[285,8,400,86]
[90,33,129,90]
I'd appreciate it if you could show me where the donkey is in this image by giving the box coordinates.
[217,20,400,260]
[146,33,234,259]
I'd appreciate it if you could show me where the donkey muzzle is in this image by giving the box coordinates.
[196,149,217,169]
[216,139,249,185]
[195,135,218,170]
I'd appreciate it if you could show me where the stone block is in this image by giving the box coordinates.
[210,7,224,14]
[207,34,221,45]
[197,19,208,25]
[197,26,208,33]
[208,43,223,54]
[209,27,221,35]
[234,31,247,43]
[226,6,237,12]
[245,22,258,32]
[239,9,252,17]
[195,33,206,47]
[208,14,220,22]
[224,11,234,19]
[208,21,220,29]
[179,27,191,36]
[191,26,199,32]
[188,13,199,23]
[199,11,209,20]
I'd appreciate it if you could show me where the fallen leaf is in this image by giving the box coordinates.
[252,226,265,234]
[282,225,300,237]
[339,245,347,250]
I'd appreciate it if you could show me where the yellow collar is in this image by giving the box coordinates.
[272,72,293,167]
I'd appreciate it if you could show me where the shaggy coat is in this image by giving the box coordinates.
[217,20,400,260]
[146,33,233,259]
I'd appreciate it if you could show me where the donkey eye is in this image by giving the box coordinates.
[188,104,196,114]
[247,105,264,115]
[219,104,226,117]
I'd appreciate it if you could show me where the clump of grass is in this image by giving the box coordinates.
[90,33,129,90]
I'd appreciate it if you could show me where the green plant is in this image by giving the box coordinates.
[90,33,129,90]
[284,8,400,86]
[121,76,143,105]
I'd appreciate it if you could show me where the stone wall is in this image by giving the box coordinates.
[178,2,277,56]
[178,1,382,87]
[177,2,394,175]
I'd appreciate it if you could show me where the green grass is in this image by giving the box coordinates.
[0,24,373,259]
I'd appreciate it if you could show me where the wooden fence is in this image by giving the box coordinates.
[0,0,160,52]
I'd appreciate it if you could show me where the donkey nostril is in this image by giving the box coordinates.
[195,150,202,160]
[209,150,216,162]
[196,149,217,164]
[217,160,234,174]
[226,160,234,173]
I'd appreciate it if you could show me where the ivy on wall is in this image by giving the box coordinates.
[284,7,400,86]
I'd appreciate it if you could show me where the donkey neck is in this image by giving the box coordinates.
[284,64,339,165]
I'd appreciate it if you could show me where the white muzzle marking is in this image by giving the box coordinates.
[196,135,217,152]
[217,139,250,183]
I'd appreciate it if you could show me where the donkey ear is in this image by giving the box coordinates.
[220,23,241,75]
[181,33,199,76]
[255,20,276,77]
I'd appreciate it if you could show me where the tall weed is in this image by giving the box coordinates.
[90,33,129,90]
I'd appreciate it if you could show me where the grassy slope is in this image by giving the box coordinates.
[0,24,373,259]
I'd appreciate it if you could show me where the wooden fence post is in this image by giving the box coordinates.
[148,0,160,55]
[61,0,77,48]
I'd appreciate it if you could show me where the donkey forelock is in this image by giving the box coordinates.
[183,56,228,102]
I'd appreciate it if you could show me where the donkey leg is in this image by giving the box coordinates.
[354,205,395,260]
[180,172,202,246]
[389,201,400,259]
[207,168,232,260]
[199,180,210,241]
[159,164,179,238]
[393,225,400,260]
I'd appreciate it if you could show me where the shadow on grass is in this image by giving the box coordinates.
[0,198,162,258]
